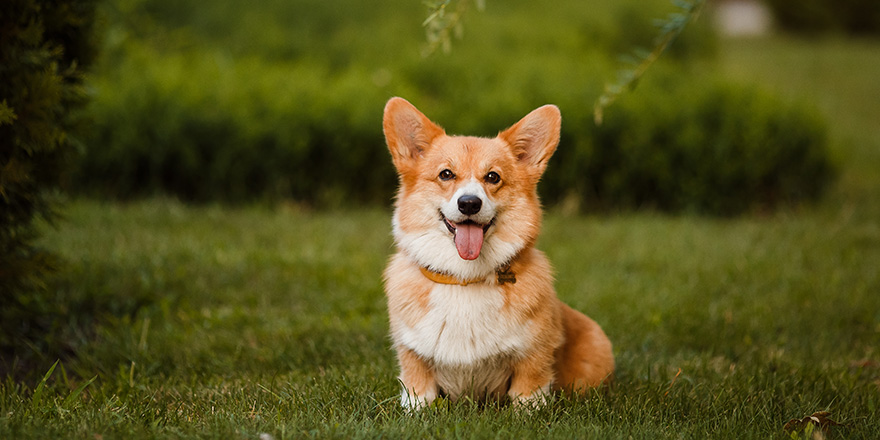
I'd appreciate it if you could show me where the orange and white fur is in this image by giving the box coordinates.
[382,97,614,410]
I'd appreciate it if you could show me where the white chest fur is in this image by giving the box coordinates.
[397,284,535,367]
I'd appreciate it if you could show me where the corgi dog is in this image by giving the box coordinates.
[382,97,614,409]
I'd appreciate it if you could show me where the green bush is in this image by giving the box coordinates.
[77,49,395,204]
[764,0,880,35]
[0,0,97,368]
[72,0,833,214]
[545,76,835,214]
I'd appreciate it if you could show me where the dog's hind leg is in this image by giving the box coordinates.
[553,304,615,393]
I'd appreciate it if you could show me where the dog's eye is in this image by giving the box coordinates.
[484,171,501,184]
[439,169,455,181]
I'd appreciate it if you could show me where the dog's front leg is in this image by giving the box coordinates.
[396,346,438,410]
[508,349,555,407]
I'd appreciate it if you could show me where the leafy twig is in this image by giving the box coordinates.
[422,0,485,56]
[593,0,706,125]
[420,0,705,123]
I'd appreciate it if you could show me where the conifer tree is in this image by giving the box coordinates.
[0,0,97,353]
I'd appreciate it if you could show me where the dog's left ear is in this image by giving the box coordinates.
[499,105,561,178]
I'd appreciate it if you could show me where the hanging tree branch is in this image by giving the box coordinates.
[421,0,706,124]
[422,0,485,56]
[593,0,706,124]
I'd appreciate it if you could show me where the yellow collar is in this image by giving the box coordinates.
[419,265,516,286]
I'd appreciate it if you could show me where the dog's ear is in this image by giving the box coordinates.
[383,97,445,171]
[498,104,561,178]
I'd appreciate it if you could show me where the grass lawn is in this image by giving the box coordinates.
[3,36,880,438]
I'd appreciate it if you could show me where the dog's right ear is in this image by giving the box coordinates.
[383,97,445,171]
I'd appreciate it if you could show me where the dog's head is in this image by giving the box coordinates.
[383,97,560,279]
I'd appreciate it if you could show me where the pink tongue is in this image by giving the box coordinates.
[454,223,484,260]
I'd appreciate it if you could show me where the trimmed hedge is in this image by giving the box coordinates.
[77,51,395,205]
[72,0,834,214]
[546,78,834,214]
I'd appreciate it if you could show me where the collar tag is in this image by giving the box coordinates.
[496,265,516,285]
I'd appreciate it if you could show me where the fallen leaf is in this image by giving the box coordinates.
[783,411,845,438]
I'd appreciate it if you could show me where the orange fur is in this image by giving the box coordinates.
[382,97,614,409]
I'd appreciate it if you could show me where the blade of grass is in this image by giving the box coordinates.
[61,376,97,411]
[30,360,59,412]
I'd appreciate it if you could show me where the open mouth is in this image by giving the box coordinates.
[441,213,493,261]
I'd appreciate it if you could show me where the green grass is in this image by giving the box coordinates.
[3,35,880,440]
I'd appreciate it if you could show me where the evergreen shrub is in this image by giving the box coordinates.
[0,0,97,365]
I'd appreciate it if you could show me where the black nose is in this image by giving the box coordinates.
[458,195,482,216]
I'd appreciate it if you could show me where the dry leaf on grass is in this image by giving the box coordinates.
[783,411,845,438]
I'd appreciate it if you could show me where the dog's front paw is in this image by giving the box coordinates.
[509,383,552,409]
[400,388,438,412]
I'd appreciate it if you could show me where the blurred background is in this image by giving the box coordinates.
[63,0,877,215]
[4,0,880,365]
[2,2,880,430]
